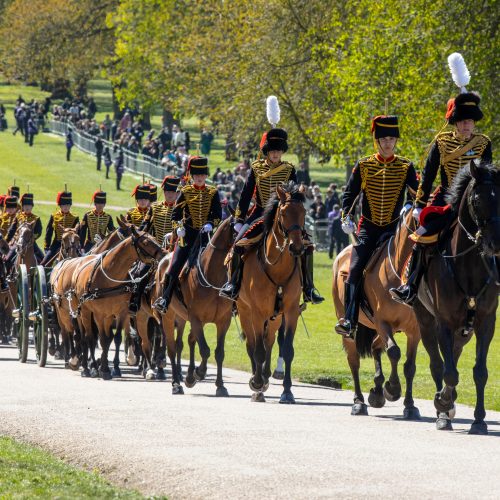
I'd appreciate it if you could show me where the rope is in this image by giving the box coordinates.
[386,236,401,281]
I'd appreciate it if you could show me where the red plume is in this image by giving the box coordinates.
[445,98,455,120]
[371,115,385,134]
[259,132,268,150]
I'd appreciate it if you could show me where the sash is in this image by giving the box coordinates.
[441,135,483,165]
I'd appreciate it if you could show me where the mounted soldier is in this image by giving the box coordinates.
[390,53,492,305]
[219,96,324,304]
[0,196,18,239]
[335,115,419,338]
[153,156,222,313]
[40,191,79,266]
[125,184,151,227]
[79,191,115,253]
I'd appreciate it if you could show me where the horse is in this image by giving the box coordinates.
[413,162,499,434]
[0,236,14,344]
[237,182,305,403]
[332,209,422,418]
[150,217,234,395]
[12,220,38,272]
[72,224,165,379]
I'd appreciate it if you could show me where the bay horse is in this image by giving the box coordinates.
[413,162,499,434]
[72,224,164,379]
[332,209,421,418]
[237,182,305,403]
[151,217,234,395]
[12,221,38,272]
[0,235,14,344]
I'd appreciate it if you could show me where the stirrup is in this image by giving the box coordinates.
[219,285,238,301]
[304,287,324,304]
[335,318,355,339]
[389,286,416,306]
[152,297,168,314]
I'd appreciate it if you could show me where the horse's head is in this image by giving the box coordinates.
[276,183,306,257]
[60,227,82,258]
[130,225,165,264]
[0,233,9,255]
[468,162,500,256]
[16,221,35,256]
[116,215,134,238]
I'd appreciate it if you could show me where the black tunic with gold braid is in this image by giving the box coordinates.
[0,213,17,238]
[166,184,222,280]
[235,159,297,223]
[140,202,175,247]
[416,131,492,208]
[41,210,79,266]
[126,207,149,227]
[79,210,115,252]
[6,212,42,242]
[342,153,418,285]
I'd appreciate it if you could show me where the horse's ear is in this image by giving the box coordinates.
[276,183,286,203]
[130,225,139,237]
[470,160,480,180]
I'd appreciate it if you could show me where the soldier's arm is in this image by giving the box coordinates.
[34,217,42,240]
[72,216,79,228]
[78,213,88,242]
[405,162,419,204]
[139,207,153,232]
[107,215,115,233]
[341,161,361,218]
[171,192,185,228]
[416,142,440,208]
[44,215,54,248]
[208,190,222,227]
[6,219,18,242]
[235,168,256,222]
[480,139,492,166]
[289,167,298,184]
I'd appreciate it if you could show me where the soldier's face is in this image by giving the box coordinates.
[94,203,105,212]
[6,207,16,215]
[60,205,71,214]
[22,205,33,214]
[456,119,475,138]
[192,174,207,187]
[164,191,177,203]
[137,199,150,209]
[377,136,397,156]
[268,150,283,163]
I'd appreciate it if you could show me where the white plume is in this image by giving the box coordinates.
[447,52,470,93]
[266,95,280,127]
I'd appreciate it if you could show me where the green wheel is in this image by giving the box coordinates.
[32,266,49,367]
[16,264,30,363]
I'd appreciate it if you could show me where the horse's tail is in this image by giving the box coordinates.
[355,323,376,359]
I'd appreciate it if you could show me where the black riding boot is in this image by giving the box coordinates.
[0,261,8,292]
[219,251,244,300]
[301,249,324,304]
[153,275,176,314]
[128,265,150,316]
[335,282,360,338]
[390,244,423,305]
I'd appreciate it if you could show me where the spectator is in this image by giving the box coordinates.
[309,194,327,220]
[95,136,104,171]
[87,97,97,119]
[296,162,311,186]
[327,204,345,259]
[115,150,124,190]
[0,102,7,131]
[66,129,74,161]
[158,126,172,150]
[326,183,340,212]
[27,114,38,147]
[104,146,112,179]
[200,127,214,155]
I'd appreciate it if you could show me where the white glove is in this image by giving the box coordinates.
[201,223,213,234]
[400,203,412,216]
[341,216,355,234]
[176,226,186,237]
[412,207,422,222]
[234,222,243,233]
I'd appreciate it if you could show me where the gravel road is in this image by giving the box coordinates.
[1,343,499,499]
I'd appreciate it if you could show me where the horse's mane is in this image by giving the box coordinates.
[263,181,305,233]
[446,163,498,212]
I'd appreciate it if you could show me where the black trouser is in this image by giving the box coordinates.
[28,133,34,146]
[96,154,102,171]
[66,147,72,161]
[116,172,122,190]
[40,241,61,266]
[105,163,111,179]
[166,227,204,280]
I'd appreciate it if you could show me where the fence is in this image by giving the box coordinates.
[48,120,170,182]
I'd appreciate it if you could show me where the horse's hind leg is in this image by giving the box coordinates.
[384,331,402,402]
[368,346,386,408]
[153,323,167,380]
[402,327,421,420]
[214,318,231,397]
[279,316,297,404]
[162,314,183,394]
[195,321,210,381]
[344,338,368,415]
[98,326,113,380]
[111,327,122,378]
[272,319,285,380]
[184,327,198,388]
[175,319,185,381]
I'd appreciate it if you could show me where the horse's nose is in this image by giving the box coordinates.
[289,242,304,257]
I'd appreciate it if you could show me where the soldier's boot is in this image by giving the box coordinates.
[219,251,244,301]
[301,249,324,304]
[153,275,176,314]
[335,282,360,339]
[390,245,424,306]
[0,262,9,292]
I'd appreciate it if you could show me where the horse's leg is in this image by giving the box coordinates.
[383,332,402,402]
[279,313,298,404]
[98,321,113,380]
[140,319,155,380]
[263,324,277,386]
[154,322,168,381]
[469,313,495,435]
[184,327,198,388]
[175,319,185,381]
[367,346,386,409]
[402,328,421,420]
[111,326,122,378]
[162,313,183,394]
[80,327,91,378]
[343,337,368,415]
[214,317,231,397]
[195,322,210,381]
[272,318,285,380]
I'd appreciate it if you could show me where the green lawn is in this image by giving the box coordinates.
[0,436,156,499]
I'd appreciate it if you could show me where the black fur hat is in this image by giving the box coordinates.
[260,128,288,155]
[446,92,483,124]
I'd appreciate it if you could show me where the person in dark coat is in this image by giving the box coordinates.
[95,136,104,171]
[115,150,125,190]
[66,129,74,161]
[27,115,38,147]
[104,146,112,179]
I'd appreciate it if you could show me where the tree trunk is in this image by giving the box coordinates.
[50,79,72,100]
[162,109,174,130]
[111,85,121,120]
[142,110,152,130]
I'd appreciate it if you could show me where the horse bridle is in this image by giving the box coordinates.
[17,226,34,255]
[277,198,306,238]
[61,233,81,257]
[131,232,163,264]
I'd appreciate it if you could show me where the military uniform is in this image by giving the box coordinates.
[336,115,418,337]
[391,91,493,305]
[79,191,115,253]
[154,157,221,312]
[40,192,79,266]
[125,184,150,228]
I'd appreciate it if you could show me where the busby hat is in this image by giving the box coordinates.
[20,193,34,206]
[131,185,150,200]
[371,115,400,139]
[187,156,209,176]
[56,191,72,206]
[4,196,18,209]
[148,184,158,202]
[92,190,106,204]
[260,96,288,155]
[446,53,484,124]
[161,176,181,192]
[8,186,20,199]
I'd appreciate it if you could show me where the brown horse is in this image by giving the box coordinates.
[332,209,422,418]
[0,236,14,344]
[150,217,234,395]
[72,224,164,379]
[12,221,38,272]
[237,182,305,403]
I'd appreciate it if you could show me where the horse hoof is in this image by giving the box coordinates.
[403,406,421,420]
[249,377,264,393]
[436,414,453,431]
[262,379,270,393]
[100,370,112,381]
[54,350,64,360]
[251,392,266,403]
[368,388,386,408]
[468,421,488,435]
[172,384,184,395]
[272,369,284,380]
[194,367,206,381]
[279,391,295,404]
[216,386,229,398]
[383,382,401,402]
[156,369,167,381]
[90,368,99,378]
[184,374,196,389]
[434,393,454,413]
[145,369,156,380]
[48,346,56,356]
[69,358,80,371]
[178,371,184,382]
[157,358,167,369]
[64,362,70,369]
[447,404,456,419]
[111,367,122,378]
[81,368,91,378]
[351,403,368,416]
